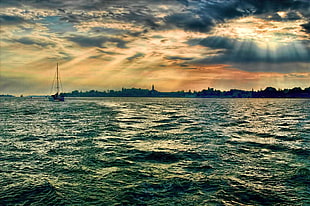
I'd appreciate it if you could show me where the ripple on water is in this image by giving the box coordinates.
[0,97,309,205]
[127,150,181,163]
[0,180,67,205]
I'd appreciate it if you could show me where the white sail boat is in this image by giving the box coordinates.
[49,63,64,101]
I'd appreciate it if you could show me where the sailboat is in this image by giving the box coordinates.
[49,63,65,101]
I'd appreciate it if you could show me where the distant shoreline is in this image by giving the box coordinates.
[2,86,310,98]
[1,96,310,99]
[63,86,310,98]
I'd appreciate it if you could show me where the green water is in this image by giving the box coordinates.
[0,97,309,205]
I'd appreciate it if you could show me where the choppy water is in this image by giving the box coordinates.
[0,97,309,206]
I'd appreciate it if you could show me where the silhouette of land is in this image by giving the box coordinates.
[63,86,310,98]
[0,94,15,97]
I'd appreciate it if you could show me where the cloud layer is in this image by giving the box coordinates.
[0,0,309,94]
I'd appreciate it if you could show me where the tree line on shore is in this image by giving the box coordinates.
[63,87,310,98]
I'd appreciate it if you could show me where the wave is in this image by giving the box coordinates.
[1,97,309,205]
[0,180,66,206]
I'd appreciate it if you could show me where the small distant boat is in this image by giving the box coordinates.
[49,63,64,102]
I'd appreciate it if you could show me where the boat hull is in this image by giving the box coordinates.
[49,94,64,101]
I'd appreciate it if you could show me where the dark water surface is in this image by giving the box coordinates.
[0,97,309,205]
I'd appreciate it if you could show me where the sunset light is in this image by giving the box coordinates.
[0,0,309,94]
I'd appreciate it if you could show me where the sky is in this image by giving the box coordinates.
[0,0,310,95]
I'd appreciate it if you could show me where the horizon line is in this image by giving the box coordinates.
[3,85,309,97]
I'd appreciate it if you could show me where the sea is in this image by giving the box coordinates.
[0,97,309,206]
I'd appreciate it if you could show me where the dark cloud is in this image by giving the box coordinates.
[151,35,164,39]
[2,0,309,17]
[0,0,77,10]
[176,0,189,7]
[90,27,127,35]
[170,0,307,33]
[187,36,235,49]
[0,1,234,34]
[166,56,194,61]
[2,0,309,36]
[173,0,310,33]
[119,9,160,30]
[285,11,303,20]
[302,22,310,34]
[0,0,23,8]
[58,10,108,24]
[0,15,26,25]
[89,54,102,59]
[60,14,82,23]
[240,0,310,15]
[127,52,145,61]
[15,37,55,47]
[183,0,310,16]
[128,29,149,37]
[174,0,244,25]
[164,12,214,33]
[67,35,128,48]
[0,0,171,11]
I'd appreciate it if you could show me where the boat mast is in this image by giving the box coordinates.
[56,62,59,94]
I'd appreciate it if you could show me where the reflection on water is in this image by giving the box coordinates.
[0,97,309,205]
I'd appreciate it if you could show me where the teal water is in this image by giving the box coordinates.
[0,97,309,205]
